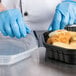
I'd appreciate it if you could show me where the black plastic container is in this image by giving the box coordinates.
[43,27,76,64]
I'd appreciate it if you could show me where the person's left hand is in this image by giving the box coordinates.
[48,1,76,31]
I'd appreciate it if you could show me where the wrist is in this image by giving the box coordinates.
[0,3,6,12]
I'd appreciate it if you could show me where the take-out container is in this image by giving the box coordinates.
[0,32,38,65]
[43,26,76,64]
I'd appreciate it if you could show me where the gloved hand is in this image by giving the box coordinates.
[48,1,76,31]
[0,9,31,38]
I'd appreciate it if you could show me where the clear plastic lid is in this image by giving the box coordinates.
[0,39,26,55]
[0,32,38,65]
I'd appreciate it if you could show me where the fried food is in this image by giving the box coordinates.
[53,42,76,49]
[70,36,76,42]
[70,41,76,46]
[69,31,76,37]
[53,42,71,49]
[47,30,71,44]
[46,30,76,49]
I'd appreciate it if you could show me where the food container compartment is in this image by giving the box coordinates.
[0,32,38,65]
[43,27,76,64]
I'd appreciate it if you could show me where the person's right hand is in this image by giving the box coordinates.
[0,9,31,38]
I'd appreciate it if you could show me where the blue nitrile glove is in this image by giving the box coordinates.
[0,9,31,38]
[48,1,76,31]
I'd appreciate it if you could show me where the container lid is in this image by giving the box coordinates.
[0,32,38,65]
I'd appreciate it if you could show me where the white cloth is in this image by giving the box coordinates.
[1,0,61,30]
